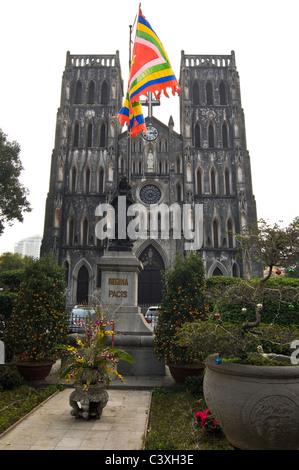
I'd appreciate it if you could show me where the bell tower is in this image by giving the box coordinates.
[41,51,124,306]
[179,51,261,277]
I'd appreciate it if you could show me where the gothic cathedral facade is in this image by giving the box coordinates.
[41,50,261,309]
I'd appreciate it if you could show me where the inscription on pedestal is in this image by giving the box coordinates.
[108,277,128,299]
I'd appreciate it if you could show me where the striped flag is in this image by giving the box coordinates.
[117,5,180,137]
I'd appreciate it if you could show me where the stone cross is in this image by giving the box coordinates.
[141,92,160,117]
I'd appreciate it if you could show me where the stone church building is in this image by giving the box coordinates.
[41,50,261,309]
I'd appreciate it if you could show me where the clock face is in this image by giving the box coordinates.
[143,125,159,141]
[139,184,162,204]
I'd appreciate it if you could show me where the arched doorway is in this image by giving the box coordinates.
[77,265,89,304]
[138,245,165,306]
[212,267,223,276]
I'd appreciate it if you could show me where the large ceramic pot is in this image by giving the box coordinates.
[168,362,206,384]
[69,382,109,420]
[15,359,55,381]
[204,354,299,450]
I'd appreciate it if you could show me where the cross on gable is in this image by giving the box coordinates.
[141,91,160,117]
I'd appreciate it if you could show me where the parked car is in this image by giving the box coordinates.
[68,306,97,334]
[145,306,160,330]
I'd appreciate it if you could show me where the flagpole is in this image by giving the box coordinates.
[127,24,133,184]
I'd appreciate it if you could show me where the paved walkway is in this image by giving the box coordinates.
[0,362,179,451]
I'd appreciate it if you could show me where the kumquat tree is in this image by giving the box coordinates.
[5,254,68,361]
[154,251,209,365]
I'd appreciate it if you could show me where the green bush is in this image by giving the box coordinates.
[4,254,68,361]
[0,366,24,391]
[206,276,299,326]
[154,252,208,364]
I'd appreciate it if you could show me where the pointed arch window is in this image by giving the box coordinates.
[225,168,231,195]
[211,168,217,195]
[74,80,82,104]
[227,219,234,248]
[196,168,203,195]
[70,167,77,193]
[68,217,74,246]
[87,122,93,147]
[208,123,215,148]
[100,81,108,104]
[206,81,214,105]
[85,167,90,194]
[87,80,95,104]
[176,155,182,174]
[219,81,227,105]
[99,123,106,148]
[222,122,229,148]
[195,123,201,147]
[176,183,182,201]
[82,218,89,245]
[193,81,200,105]
[98,167,104,194]
[73,122,79,147]
[77,265,89,304]
[119,156,125,174]
[213,219,219,248]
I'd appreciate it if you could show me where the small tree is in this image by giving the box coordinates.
[0,130,31,234]
[154,252,208,364]
[5,254,68,361]
[237,218,299,282]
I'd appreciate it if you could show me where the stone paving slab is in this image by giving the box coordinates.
[0,388,152,450]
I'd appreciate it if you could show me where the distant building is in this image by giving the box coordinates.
[14,235,42,259]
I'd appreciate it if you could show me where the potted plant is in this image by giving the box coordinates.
[4,255,68,380]
[177,302,299,450]
[59,313,133,420]
[153,252,208,383]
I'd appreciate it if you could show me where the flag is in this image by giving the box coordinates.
[117,5,180,137]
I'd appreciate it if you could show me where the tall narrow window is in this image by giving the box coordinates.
[85,168,90,194]
[227,219,233,248]
[87,81,95,104]
[208,123,215,148]
[193,81,200,105]
[99,123,106,147]
[98,167,104,194]
[222,122,229,148]
[176,183,182,201]
[87,123,93,147]
[213,219,219,248]
[211,168,216,195]
[219,81,227,105]
[195,123,201,147]
[176,156,182,174]
[196,168,202,195]
[100,81,108,104]
[70,167,77,193]
[225,168,230,195]
[206,81,214,105]
[74,80,82,104]
[68,218,74,246]
[82,218,88,245]
[73,122,79,147]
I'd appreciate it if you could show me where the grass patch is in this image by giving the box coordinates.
[144,387,232,450]
[0,384,63,434]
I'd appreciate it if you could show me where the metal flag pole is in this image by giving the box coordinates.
[127,24,133,184]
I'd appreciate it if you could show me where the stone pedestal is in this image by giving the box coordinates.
[98,248,165,376]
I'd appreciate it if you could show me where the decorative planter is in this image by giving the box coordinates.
[69,382,109,420]
[15,359,55,381]
[204,354,299,450]
[168,362,206,384]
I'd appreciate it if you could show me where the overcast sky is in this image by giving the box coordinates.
[0,0,298,255]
